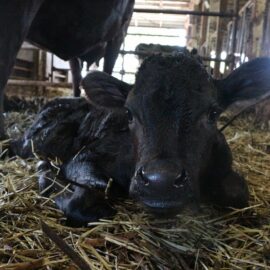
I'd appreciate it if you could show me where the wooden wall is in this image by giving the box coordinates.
[187,0,270,76]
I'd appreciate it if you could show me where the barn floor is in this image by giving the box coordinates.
[0,108,270,270]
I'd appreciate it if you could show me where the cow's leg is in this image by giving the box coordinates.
[201,133,249,209]
[0,0,44,139]
[69,58,82,97]
[103,35,123,75]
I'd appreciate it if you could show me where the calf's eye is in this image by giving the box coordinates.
[208,108,219,123]
[125,108,134,124]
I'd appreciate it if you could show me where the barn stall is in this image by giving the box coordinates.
[1,0,270,269]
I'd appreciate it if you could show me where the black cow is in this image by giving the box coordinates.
[9,54,270,226]
[0,0,134,139]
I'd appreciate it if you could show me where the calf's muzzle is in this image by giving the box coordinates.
[130,159,192,213]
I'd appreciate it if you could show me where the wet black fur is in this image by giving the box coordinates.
[9,54,270,226]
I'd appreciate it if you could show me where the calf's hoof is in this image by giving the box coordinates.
[213,171,249,209]
[55,190,116,227]
[65,202,116,227]
[37,161,60,197]
[0,134,8,142]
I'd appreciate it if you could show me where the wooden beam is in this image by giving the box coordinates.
[7,79,72,88]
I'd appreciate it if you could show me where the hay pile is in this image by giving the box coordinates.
[0,111,269,270]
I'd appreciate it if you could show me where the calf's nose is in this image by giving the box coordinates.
[136,160,190,190]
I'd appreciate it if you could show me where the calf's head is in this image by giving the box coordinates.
[83,55,270,215]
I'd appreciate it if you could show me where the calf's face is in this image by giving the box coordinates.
[83,55,270,215]
[126,56,221,213]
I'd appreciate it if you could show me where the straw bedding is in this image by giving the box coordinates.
[0,108,269,270]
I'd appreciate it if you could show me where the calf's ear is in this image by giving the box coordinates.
[215,57,270,109]
[82,71,133,108]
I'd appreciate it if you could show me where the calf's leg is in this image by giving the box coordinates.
[37,160,61,197]
[201,133,249,209]
[204,170,249,209]
[38,156,115,226]
[60,158,116,226]
[0,0,44,139]
[55,186,115,227]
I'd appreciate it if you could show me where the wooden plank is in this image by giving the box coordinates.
[7,79,72,88]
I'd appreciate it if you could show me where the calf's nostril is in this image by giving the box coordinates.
[136,167,150,186]
[136,165,189,188]
[135,167,143,178]
[174,169,189,188]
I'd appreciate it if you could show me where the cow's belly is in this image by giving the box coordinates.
[26,0,129,60]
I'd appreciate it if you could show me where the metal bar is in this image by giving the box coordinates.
[7,79,72,88]
[201,57,230,63]
[127,32,180,38]
[239,0,255,15]
[214,0,228,78]
[230,0,240,70]
[200,3,208,48]
[262,0,270,55]
[119,50,232,62]
[51,54,54,82]
[133,8,237,17]
[129,23,186,29]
